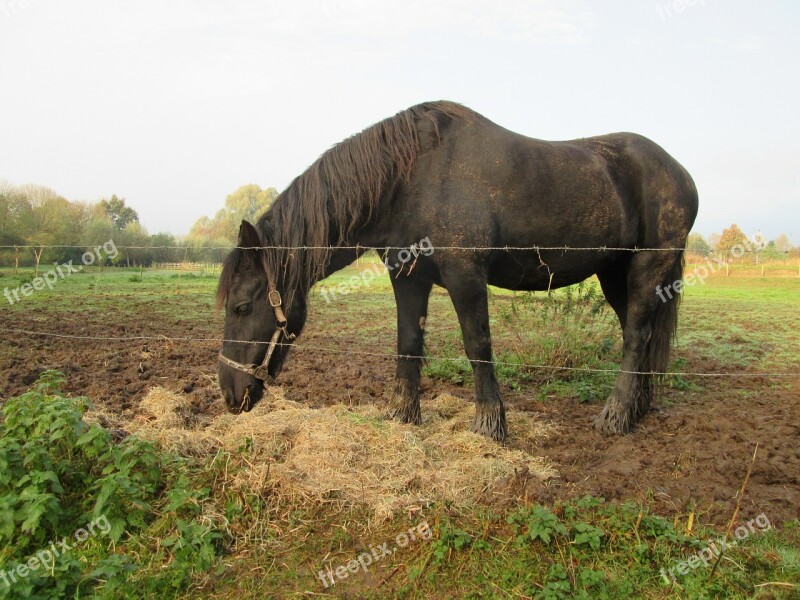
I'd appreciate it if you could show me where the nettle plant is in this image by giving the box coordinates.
[0,371,223,598]
[0,371,161,553]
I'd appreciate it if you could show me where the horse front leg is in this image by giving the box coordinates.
[442,269,508,442]
[389,274,433,425]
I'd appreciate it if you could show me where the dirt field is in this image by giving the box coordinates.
[1,269,797,529]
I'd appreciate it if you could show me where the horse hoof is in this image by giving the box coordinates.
[471,404,508,443]
[390,404,421,426]
[593,406,631,436]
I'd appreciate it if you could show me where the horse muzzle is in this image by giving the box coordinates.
[221,380,263,414]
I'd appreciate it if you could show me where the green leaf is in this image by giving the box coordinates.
[573,522,605,550]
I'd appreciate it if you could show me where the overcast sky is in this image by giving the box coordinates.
[0,0,797,242]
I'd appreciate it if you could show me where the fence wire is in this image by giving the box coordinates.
[1,241,794,380]
[0,326,793,379]
[1,244,689,252]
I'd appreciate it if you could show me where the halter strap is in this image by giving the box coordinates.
[218,267,296,383]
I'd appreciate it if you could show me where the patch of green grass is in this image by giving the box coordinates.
[200,498,800,598]
[423,339,473,386]
[388,501,800,600]
[422,282,621,401]
[678,276,800,370]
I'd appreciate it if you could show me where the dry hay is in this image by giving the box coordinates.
[124,387,558,521]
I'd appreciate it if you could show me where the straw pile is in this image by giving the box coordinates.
[125,387,557,520]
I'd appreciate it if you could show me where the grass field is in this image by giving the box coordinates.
[0,260,799,598]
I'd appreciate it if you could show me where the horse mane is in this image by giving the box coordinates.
[250,100,475,309]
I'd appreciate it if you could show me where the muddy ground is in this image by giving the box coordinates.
[1,296,797,528]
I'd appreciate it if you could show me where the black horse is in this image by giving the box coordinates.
[216,101,698,442]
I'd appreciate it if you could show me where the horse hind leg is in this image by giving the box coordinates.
[636,251,685,419]
[597,263,629,330]
[594,251,684,435]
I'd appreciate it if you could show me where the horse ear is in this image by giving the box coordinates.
[237,220,262,249]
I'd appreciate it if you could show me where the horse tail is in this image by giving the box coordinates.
[643,250,684,390]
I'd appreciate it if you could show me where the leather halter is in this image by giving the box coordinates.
[218,271,296,384]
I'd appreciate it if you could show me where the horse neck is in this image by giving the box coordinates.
[262,217,372,293]
[321,247,370,280]
[316,178,397,280]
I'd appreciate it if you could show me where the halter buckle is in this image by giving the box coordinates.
[252,364,273,382]
[268,290,282,307]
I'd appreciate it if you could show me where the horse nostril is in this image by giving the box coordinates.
[222,388,234,406]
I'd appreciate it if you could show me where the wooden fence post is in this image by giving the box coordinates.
[33,247,43,277]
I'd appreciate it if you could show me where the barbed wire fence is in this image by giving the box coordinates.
[0,326,794,379]
[1,244,689,251]
[0,242,797,381]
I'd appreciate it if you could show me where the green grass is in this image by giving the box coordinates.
[676,275,800,370]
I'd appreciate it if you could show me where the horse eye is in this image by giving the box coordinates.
[235,303,251,316]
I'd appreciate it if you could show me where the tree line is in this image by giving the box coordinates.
[687,225,798,262]
[0,181,277,268]
[1,179,795,269]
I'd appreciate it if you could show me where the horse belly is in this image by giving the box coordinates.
[487,250,621,291]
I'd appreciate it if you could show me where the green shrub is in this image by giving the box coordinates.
[0,371,224,599]
[496,282,619,385]
[424,282,620,398]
